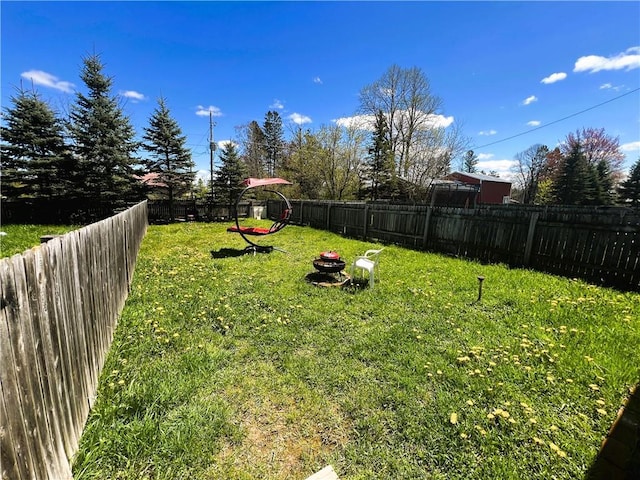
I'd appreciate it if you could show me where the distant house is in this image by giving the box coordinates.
[444,171,512,205]
[136,172,167,189]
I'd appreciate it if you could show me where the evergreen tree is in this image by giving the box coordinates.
[618,158,640,206]
[552,143,594,205]
[142,97,194,221]
[593,159,615,205]
[462,150,478,173]
[1,87,73,198]
[67,54,141,203]
[365,110,395,200]
[263,111,284,176]
[213,142,247,210]
[240,120,266,178]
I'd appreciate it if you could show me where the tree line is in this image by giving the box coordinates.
[510,128,640,206]
[3,55,639,213]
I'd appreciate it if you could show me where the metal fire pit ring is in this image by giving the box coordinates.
[312,258,346,274]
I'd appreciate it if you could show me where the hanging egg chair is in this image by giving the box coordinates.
[226,177,293,253]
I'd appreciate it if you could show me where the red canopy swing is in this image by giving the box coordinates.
[226,177,293,253]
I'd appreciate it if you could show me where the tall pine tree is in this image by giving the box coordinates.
[1,87,73,198]
[618,158,640,206]
[142,97,194,221]
[214,142,247,210]
[462,150,478,173]
[553,143,594,205]
[365,110,394,200]
[67,54,141,203]
[263,111,284,177]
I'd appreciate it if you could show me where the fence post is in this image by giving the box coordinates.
[363,204,369,240]
[326,203,331,231]
[422,207,433,247]
[523,212,539,266]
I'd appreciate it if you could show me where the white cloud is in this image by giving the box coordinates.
[522,95,538,106]
[333,114,375,130]
[477,153,494,161]
[195,169,210,184]
[313,76,323,84]
[541,72,567,84]
[574,46,640,73]
[600,83,624,91]
[333,111,453,131]
[621,141,640,152]
[120,90,145,102]
[270,99,284,109]
[477,159,519,180]
[217,139,238,150]
[478,129,497,136]
[195,105,223,117]
[527,120,541,127]
[288,113,312,125]
[21,70,75,93]
[425,114,454,128]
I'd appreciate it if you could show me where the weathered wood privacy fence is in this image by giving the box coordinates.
[1,201,148,479]
[268,200,640,290]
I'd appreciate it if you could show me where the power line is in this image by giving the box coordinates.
[471,87,640,150]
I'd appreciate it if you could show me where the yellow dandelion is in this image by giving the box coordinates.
[596,408,607,416]
[450,412,459,425]
[466,400,475,406]
[588,384,600,391]
[533,437,544,445]
[529,418,537,424]
[118,379,125,385]
[487,413,496,420]
[457,356,471,363]
[595,399,606,406]
[460,432,468,439]
[437,370,443,375]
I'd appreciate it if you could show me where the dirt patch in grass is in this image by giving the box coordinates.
[216,395,348,478]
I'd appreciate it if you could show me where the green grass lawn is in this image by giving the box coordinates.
[0,224,79,258]
[62,222,639,479]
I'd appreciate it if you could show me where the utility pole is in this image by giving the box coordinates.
[209,111,216,207]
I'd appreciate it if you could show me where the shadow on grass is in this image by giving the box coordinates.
[210,248,249,259]
[303,272,373,293]
[584,381,640,479]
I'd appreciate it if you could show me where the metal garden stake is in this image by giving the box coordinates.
[477,275,485,302]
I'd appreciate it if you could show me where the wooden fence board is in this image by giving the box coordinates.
[279,201,639,290]
[1,257,36,480]
[1,200,148,479]
[24,247,72,478]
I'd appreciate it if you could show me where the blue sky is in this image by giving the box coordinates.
[2,1,639,180]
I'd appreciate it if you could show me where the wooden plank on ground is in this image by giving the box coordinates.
[305,464,339,480]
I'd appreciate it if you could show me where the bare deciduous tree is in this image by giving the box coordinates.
[358,65,466,199]
[513,144,549,204]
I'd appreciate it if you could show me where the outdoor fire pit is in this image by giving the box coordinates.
[307,251,350,287]
[313,251,346,274]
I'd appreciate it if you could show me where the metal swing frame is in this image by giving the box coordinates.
[226,178,293,253]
